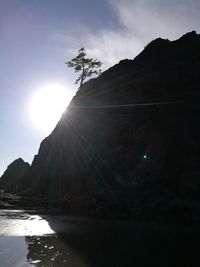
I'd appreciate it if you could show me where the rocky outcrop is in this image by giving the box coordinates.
[3,31,200,219]
[0,158,30,193]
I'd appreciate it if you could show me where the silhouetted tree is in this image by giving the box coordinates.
[66,48,102,87]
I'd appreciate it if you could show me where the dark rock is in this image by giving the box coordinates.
[0,158,30,193]
[3,31,200,220]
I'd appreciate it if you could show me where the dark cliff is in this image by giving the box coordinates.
[0,158,30,193]
[4,31,200,219]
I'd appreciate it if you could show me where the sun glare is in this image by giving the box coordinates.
[30,84,73,133]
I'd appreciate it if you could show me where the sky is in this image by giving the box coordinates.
[0,0,200,176]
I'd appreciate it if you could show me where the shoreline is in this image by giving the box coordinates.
[1,192,200,225]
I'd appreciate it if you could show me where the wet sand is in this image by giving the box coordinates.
[1,209,200,266]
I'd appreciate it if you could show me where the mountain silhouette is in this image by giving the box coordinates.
[1,31,200,219]
[0,158,30,193]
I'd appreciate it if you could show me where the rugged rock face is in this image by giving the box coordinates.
[3,31,200,219]
[0,158,30,193]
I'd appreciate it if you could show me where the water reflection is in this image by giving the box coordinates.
[0,210,54,236]
[26,235,90,267]
[1,210,200,266]
[0,236,29,267]
[25,221,200,267]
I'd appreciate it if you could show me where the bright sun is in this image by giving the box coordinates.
[30,84,73,133]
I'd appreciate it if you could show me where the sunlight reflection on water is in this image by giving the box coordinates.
[0,210,55,236]
[1,210,200,267]
[0,210,90,267]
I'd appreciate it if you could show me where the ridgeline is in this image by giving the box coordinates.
[1,31,200,221]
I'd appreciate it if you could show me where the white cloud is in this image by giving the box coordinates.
[85,30,143,69]
[52,0,200,71]
[112,0,200,40]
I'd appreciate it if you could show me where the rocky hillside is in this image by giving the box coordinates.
[1,31,200,219]
[0,158,30,193]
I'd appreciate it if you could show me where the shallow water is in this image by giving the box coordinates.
[0,210,200,267]
[0,210,90,266]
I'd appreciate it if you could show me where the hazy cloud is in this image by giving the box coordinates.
[85,30,143,68]
[112,0,200,40]
[53,0,200,70]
